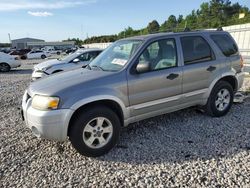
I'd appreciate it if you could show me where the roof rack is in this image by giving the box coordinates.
[183,27,191,32]
[217,27,223,31]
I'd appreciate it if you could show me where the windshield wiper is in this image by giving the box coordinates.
[84,64,91,70]
[91,65,105,71]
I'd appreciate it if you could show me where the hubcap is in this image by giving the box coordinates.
[83,117,113,149]
[215,89,231,111]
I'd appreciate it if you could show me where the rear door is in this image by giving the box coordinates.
[127,38,183,117]
[180,35,221,103]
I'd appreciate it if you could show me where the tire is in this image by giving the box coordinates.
[205,81,234,117]
[56,52,61,55]
[41,55,46,59]
[21,55,27,60]
[0,63,11,72]
[69,106,121,157]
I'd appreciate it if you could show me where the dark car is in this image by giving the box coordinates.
[9,49,31,59]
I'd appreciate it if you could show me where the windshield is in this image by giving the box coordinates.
[89,40,142,72]
[58,51,83,62]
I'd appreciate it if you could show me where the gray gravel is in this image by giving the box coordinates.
[1,60,250,187]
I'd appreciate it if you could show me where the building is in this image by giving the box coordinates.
[27,41,75,50]
[11,38,75,50]
[11,38,45,49]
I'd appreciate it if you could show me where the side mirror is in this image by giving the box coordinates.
[136,61,150,73]
[73,58,80,63]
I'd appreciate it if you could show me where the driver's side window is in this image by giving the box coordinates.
[137,38,177,72]
[78,53,89,61]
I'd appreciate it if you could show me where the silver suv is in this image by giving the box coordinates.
[22,30,244,157]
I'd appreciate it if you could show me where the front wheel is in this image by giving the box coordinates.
[0,63,11,72]
[205,81,234,117]
[41,55,46,59]
[69,106,121,157]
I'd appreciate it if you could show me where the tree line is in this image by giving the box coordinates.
[68,0,250,44]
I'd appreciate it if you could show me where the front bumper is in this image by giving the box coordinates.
[22,92,73,141]
[236,72,245,90]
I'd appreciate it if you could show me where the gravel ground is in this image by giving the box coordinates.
[0,59,250,187]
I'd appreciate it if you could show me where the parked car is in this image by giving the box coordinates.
[0,52,21,72]
[9,49,31,59]
[243,56,250,73]
[22,30,244,157]
[31,49,103,80]
[65,48,78,54]
[0,47,11,54]
[27,50,51,59]
[41,46,62,55]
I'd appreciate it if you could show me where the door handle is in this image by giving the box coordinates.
[207,66,216,72]
[166,73,179,80]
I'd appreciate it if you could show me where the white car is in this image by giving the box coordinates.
[45,48,62,55]
[27,50,51,59]
[32,48,102,80]
[0,52,21,72]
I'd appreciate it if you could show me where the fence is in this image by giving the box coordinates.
[223,23,250,56]
[82,42,113,49]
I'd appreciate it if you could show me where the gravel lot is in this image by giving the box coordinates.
[0,59,250,187]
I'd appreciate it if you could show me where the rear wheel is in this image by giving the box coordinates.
[41,55,46,59]
[56,52,61,55]
[205,81,234,117]
[0,63,11,72]
[69,106,121,157]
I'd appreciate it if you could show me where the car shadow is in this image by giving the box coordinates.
[100,100,250,164]
[1,69,33,75]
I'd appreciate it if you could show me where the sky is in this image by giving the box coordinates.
[0,0,249,43]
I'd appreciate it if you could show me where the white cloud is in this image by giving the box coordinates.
[0,0,96,11]
[28,11,53,17]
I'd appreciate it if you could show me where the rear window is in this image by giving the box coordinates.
[211,34,238,57]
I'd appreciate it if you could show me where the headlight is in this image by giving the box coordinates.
[32,95,60,110]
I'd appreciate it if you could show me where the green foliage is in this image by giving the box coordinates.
[0,43,11,47]
[147,20,160,33]
[63,38,83,46]
[83,0,250,44]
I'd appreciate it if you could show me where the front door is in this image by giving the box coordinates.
[127,38,183,118]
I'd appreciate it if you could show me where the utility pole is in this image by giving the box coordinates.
[8,33,11,43]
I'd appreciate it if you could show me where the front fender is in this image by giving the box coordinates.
[70,95,130,120]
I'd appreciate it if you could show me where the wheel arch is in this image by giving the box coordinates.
[201,73,238,104]
[67,98,126,136]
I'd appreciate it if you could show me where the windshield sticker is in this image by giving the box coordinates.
[111,58,127,66]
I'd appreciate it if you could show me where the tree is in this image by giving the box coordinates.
[82,0,250,44]
[161,15,178,31]
[147,20,160,33]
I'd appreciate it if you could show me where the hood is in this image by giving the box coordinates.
[34,59,65,70]
[28,68,112,96]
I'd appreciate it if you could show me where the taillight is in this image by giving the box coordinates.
[240,55,244,68]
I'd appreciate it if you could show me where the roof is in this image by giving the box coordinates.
[121,30,228,41]
[12,38,44,42]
